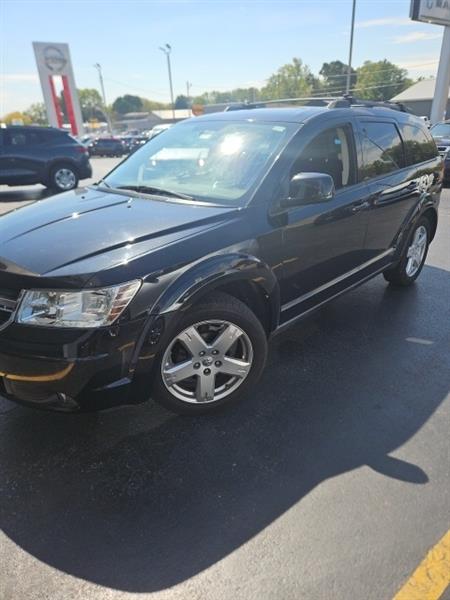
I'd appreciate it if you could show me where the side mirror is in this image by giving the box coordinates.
[281,172,335,208]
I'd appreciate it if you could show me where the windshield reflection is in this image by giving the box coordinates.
[104,119,294,205]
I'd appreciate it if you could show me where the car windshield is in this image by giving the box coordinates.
[431,123,450,138]
[103,119,294,205]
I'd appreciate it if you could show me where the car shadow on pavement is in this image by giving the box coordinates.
[0,187,53,202]
[0,265,449,593]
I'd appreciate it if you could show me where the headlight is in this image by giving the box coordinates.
[16,280,141,328]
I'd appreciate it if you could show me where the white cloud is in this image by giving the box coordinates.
[1,73,39,83]
[357,17,413,28]
[393,31,442,44]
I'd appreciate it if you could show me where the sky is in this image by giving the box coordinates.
[0,0,446,115]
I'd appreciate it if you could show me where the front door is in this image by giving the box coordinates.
[276,118,371,323]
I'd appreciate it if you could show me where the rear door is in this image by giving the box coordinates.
[356,119,439,258]
[0,129,47,184]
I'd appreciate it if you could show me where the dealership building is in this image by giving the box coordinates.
[391,78,450,119]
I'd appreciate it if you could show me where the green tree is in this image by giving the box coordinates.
[1,111,32,125]
[112,94,143,115]
[356,60,412,101]
[141,98,170,111]
[78,88,104,120]
[320,60,356,95]
[261,58,314,100]
[174,94,190,109]
[23,103,48,125]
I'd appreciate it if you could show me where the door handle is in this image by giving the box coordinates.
[351,200,370,213]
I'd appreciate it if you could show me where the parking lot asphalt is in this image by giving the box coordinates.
[0,180,449,600]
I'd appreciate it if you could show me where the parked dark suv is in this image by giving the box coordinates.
[0,126,92,192]
[87,137,124,157]
[0,102,441,414]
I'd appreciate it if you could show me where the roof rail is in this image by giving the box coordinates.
[223,95,411,114]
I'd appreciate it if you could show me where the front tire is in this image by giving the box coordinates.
[151,292,268,415]
[48,164,79,192]
[383,217,430,286]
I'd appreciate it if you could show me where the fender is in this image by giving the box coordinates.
[394,196,439,260]
[156,253,279,316]
[43,157,80,182]
[128,253,280,374]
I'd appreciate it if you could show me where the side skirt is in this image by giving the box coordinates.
[273,253,395,336]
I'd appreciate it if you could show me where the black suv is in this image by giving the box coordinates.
[0,126,92,192]
[87,137,124,157]
[0,105,441,414]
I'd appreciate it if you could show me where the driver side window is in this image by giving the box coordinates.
[291,124,356,190]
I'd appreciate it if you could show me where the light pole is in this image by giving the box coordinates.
[346,0,357,96]
[186,80,192,115]
[94,63,113,134]
[159,44,175,120]
[430,27,450,124]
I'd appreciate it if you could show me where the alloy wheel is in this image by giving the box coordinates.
[161,320,253,404]
[406,225,427,277]
[54,168,77,190]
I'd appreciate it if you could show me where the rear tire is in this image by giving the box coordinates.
[151,292,268,415]
[48,163,79,192]
[383,217,430,286]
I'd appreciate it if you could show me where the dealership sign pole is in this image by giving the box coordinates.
[33,42,84,135]
[410,0,450,123]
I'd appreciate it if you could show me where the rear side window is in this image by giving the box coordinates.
[360,122,404,179]
[40,130,64,143]
[5,130,46,146]
[399,124,438,165]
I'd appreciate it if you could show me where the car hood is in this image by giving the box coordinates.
[0,187,239,280]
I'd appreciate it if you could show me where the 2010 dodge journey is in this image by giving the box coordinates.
[0,101,442,414]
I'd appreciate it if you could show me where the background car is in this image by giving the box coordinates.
[430,120,450,182]
[148,123,173,139]
[128,135,149,154]
[88,137,124,157]
[0,125,92,192]
[119,136,137,154]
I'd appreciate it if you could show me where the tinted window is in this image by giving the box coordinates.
[5,130,43,147]
[40,130,67,144]
[400,124,438,165]
[291,124,356,190]
[360,122,404,179]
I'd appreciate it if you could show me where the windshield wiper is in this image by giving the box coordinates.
[94,179,112,188]
[116,185,195,201]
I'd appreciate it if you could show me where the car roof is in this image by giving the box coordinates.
[5,125,66,133]
[193,106,422,126]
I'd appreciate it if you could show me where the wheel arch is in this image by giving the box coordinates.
[156,254,280,336]
[43,158,80,184]
[421,206,438,241]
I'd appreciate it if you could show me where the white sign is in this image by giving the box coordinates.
[33,42,84,135]
[410,0,450,26]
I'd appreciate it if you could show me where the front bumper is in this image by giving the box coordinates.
[78,160,93,180]
[0,315,160,412]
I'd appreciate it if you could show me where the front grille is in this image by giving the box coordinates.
[437,146,449,157]
[0,288,20,329]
